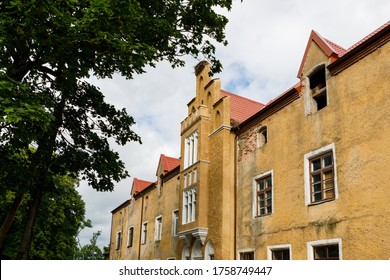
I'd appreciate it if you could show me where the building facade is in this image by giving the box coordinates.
[109,22,390,260]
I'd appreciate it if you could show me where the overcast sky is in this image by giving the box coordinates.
[77,0,390,249]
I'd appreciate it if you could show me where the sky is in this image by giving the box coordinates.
[76,0,390,249]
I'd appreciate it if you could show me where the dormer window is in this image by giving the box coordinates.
[309,65,327,112]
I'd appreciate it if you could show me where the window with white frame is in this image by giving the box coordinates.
[115,231,122,250]
[304,144,338,206]
[267,244,292,260]
[155,216,162,241]
[184,130,198,169]
[141,222,148,244]
[172,210,179,236]
[307,238,342,260]
[253,171,273,217]
[127,227,134,247]
[182,187,196,224]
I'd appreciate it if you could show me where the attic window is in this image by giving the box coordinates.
[257,126,268,148]
[309,65,327,112]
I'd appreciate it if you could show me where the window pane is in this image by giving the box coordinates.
[328,245,339,258]
[323,170,333,180]
[325,189,335,199]
[259,180,265,190]
[313,192,322,202]
[272,249,290,260]
[313,183,321,193]
[312,159,321,171]
[314,247,326,259]
[266,177,272,187]
[312,174,321,183]
[324,179,334,190]
[323,155,332,167]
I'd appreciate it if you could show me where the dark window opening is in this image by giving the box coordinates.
[314,244,339,260]
[240,252,255,260]
[309,66,327,111]
[272,249,290,260]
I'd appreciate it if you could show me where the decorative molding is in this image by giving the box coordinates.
[179,227,208,246]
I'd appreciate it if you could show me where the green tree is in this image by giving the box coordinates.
[0,175,88,259]
[0,0,234,258]
[74,231,104,260]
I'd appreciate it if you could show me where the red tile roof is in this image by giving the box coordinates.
[132,178,153,194]
[159,154,180,174]
[345,20,390,53]
[221,90,265,124]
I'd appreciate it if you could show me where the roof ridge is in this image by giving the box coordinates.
[345,20,390,53]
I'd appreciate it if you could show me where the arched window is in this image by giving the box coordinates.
[191,240,203,260]
[204,241,215,260]
[181,245,190,260]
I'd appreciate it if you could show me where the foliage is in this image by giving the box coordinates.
[0,175,88,259]
[0,0,234,257]
[74,231,104,260]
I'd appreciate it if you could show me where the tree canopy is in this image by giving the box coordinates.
[0,175,88,259]
[0,0,234,258]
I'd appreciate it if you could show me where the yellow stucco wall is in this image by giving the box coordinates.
[236,40,390,260]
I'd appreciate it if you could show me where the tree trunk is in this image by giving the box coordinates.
[16,190,43,260]
[0,193,24,250]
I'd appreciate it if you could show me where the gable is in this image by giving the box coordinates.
[297,30,346,78]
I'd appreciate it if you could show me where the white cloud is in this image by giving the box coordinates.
[77,0,390,249]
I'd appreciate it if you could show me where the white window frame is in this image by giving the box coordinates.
[304,143,338,206]
[182,187,196,224]
[307,238,343,260]
[184,130,198,169]
[127,226,134,247]
[267,244,292,260]
[155,216,162,241]
[172,210,179,236]
[252,170,274,218]
[141,222,148,245]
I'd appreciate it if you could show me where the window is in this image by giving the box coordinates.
[257,126,268,147]
[141,222,148,244]
[155,216,162,241]
[313,245,339,260]
[307,238,342,260]
[172,210,179,236]
[115,231,122,250]
[127,227,134,247]
[310,152,335,203]
[304,144,338,205]
[309,65,327,112]
[240,251,255,260]
[253,172,273,217]
[267,244,292,260]
[184,130,198,168]
[182,187,196,224]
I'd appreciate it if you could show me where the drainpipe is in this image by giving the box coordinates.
[138,195,145,260]
[233,132,239,260]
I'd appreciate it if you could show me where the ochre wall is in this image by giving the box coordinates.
[236,40,390,260]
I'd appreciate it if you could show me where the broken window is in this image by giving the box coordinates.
[257,126,268,148]
[309,65,327,112]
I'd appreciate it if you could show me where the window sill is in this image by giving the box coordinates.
[254,213,272,218]
[308,198,335,206]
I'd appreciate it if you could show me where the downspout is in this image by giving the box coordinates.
[233,129,239,260]
[138,195,145,260]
